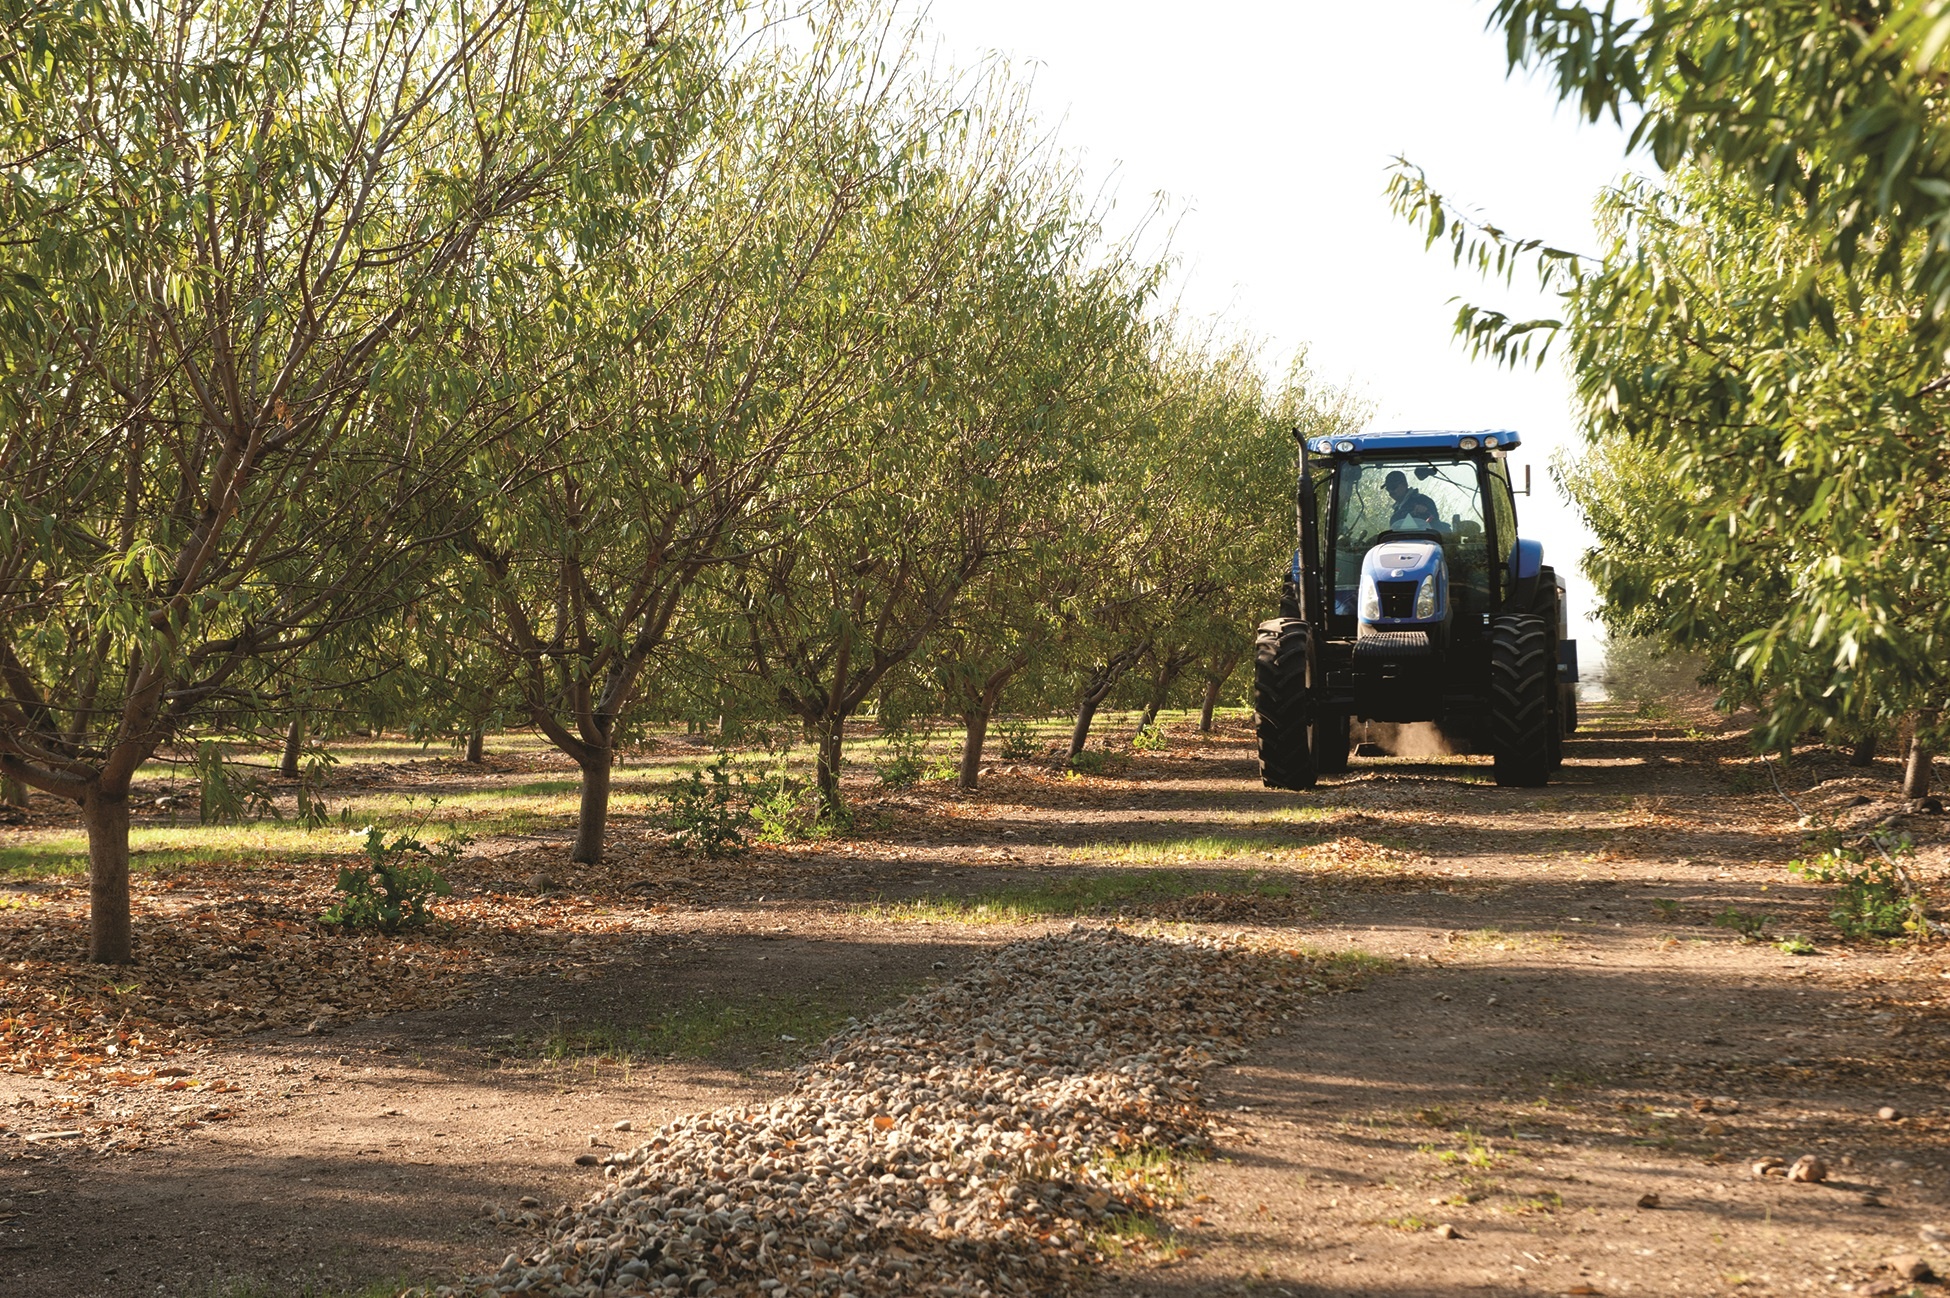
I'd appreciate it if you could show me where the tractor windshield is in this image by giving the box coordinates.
[1330,456,1491,618]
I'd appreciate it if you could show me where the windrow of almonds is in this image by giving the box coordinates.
[423,927,1320,1298]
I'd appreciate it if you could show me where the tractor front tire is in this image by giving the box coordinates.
[1255,618,1317,790]
[1490,614,1553,787]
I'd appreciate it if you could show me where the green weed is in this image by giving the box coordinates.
[1092,1213,1186,1261]
[1093,1143,1195,1201]
[1420,1128,1499,1169]
[320,825,461,933]
[1791,844,1922,939]
[747,767,840,844]
[874,726,934,788]
[995,718,1042,761]
[1507,1190,1563,1215]
[1068,749,1110,775]
[1711,907,1771,941]
[662,754,750,859]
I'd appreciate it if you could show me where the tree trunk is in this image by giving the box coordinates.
[1848,734,1878,767]
[572,753,612,864]
[1070,694,1104,758]
[1139,659,1188,732]
[278,713,304,779]
[466,729,485,764]
[0,773,25,807]
[1199,676,1224,733]
[814,720,845,814]
[1904,712,1937,799]
[958,710,990,792]
[1070,645,1146,757]
[83,784,133,964]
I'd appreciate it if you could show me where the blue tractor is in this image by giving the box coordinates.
[1255,429,1577,788]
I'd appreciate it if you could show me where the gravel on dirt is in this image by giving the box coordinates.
[420,927,1315,1298]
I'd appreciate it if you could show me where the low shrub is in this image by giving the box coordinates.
[1710,906,1771,941]
[663,754,750,859]
[749,768,845,842]
[323,826,461,933]
[996,719,1041,761]
[1791,843,1921,939]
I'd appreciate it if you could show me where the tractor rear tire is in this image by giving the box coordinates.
[1255,618,1317,790]
[1316,709,1352,774]
[1490,614,1553,787]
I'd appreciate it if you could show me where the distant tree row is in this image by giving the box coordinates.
[1391,1,1950,797]
[0,0,1357,962]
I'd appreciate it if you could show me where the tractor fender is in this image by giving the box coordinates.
[1508,538,1544,608]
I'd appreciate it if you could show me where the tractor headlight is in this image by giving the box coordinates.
[1415,575,1436,619]
[1358,574,1379,621]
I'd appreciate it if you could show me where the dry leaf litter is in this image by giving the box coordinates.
[422,926,1315,1298]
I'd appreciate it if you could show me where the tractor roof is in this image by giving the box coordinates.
[1304,429,1522,456]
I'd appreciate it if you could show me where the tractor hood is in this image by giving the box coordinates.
[1357,539,1450,635]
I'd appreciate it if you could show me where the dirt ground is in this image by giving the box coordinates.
[4,700,1950,1298]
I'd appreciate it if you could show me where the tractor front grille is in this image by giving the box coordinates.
[1376,580,1418,618]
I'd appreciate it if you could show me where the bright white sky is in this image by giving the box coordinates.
[920,0,1638,652]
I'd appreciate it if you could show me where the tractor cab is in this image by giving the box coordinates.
[1257,429,1576,790]
[1327,453,1495,641]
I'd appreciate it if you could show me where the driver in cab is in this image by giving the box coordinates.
[1383,470,1448,534]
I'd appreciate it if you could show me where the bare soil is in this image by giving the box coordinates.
[4,701,1949,1298]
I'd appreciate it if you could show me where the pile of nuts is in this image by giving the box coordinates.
[420,927,1312,1298]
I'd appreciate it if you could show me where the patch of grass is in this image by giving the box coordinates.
[1093,1213,1187,1261]
[1070,834,1294,862]
[1446,927,1562,953]
[0,824,376,879]
[536,993,855,1063]
[1420,1127,1499,1169]
[1382,1214,1431,1232]
[861,869,1296,925]
[1312,949,1393,980]
[1256,806,1339,825]
[1505,1189,1563,1215]
[1095,1143,1193,1202]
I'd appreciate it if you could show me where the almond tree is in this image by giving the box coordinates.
[1057,344,1348,758]
[0,0,728,961]
[726,151,1156,814]
[444,21,999,863]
